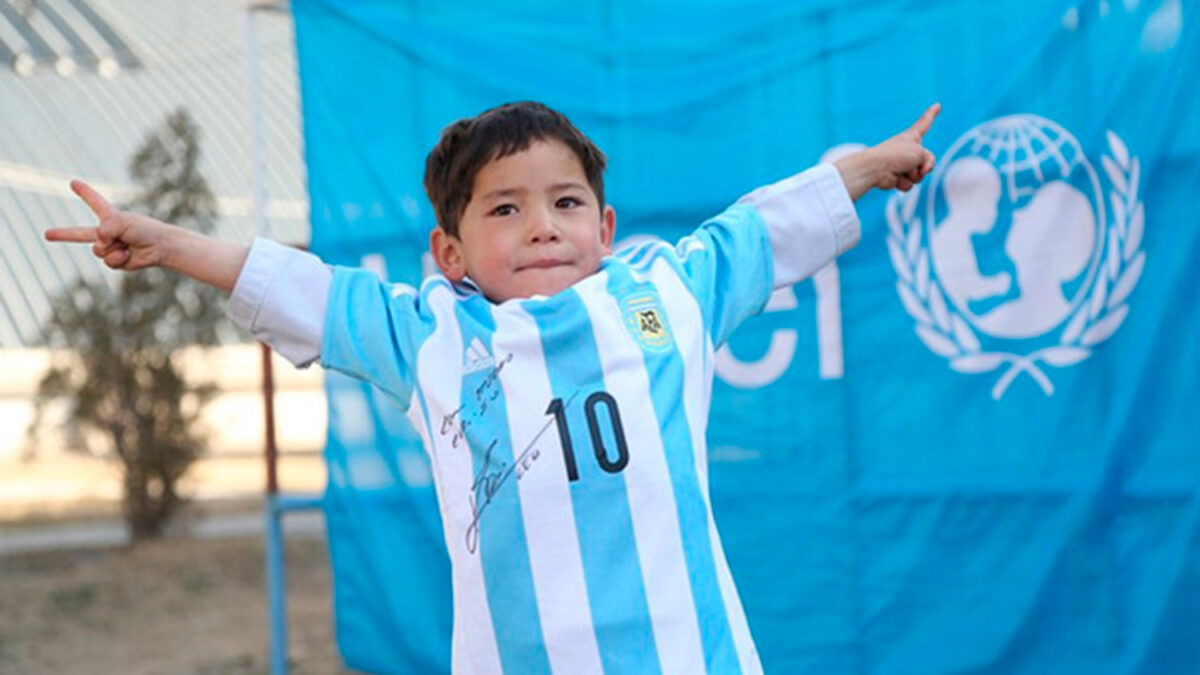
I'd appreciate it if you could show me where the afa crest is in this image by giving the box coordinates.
[622,294,673,352]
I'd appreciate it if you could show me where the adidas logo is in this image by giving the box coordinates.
[463,337,495,374]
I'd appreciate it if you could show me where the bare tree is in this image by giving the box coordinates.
[29,109,230,540]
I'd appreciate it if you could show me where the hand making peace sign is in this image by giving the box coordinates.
[45,180,247,292]
[44,180,171,271]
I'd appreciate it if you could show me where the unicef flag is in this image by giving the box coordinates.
[291,1,1200,673]
[893,116,1138,396]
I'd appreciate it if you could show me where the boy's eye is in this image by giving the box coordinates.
[490,204,517,216]
[556,196,583,209]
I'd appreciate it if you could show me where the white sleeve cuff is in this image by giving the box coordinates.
[736,162,861,287]
[228,237,331,367]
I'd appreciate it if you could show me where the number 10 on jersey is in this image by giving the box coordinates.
[546,392,630,482]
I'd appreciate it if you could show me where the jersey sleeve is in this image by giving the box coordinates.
[227,237,420,408]
[670,203,775,347]
[671,162,860,347]
[228,237,331,367]
[318,267,423,408]
[737,162,860,287]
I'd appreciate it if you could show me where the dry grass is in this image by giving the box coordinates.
[0,431,365,673]
[0,536,363,675]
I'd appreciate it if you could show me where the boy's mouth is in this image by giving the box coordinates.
[517,258,569,271]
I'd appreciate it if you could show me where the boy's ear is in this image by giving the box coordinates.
[600,205,616,253]
[430,227,467,281]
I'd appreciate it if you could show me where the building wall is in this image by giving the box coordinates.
[0,344,327,517]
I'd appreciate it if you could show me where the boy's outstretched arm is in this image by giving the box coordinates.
[834,102,941,201]
[45,180,249,293]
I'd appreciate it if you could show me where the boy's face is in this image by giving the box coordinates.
[431,139,615,302]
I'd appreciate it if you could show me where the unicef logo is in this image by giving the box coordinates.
[886,115,1146,399]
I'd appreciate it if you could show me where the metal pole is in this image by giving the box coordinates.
[244,0,279,495]
[263,496,288,675]
[243,4,288,674]
[263,342,279,495]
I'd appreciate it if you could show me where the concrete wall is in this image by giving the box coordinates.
[0,344,326,461]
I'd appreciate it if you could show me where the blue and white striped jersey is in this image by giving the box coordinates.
[229,163,859,674]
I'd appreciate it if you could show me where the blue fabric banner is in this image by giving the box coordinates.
[292,1,1200,672]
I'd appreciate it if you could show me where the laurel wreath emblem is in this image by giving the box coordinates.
[885,130,1145,400]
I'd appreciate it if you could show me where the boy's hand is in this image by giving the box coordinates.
[835,103,940,200]
[46,179,248,293]
[45,180,173,271]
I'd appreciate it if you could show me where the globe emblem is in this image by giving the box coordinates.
[887,115,1144,399]
[925,115,1105,340]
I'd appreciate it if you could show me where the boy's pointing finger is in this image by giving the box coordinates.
[45,226,99,243]
[69,179,115,219]
[909,102,941,141]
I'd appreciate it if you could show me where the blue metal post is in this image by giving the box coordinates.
[264,492,324,675]
[265,494,289,675]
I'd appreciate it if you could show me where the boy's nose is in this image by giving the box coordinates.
[527,210,560,243]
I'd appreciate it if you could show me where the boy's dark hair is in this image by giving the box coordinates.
[424,101,607,237]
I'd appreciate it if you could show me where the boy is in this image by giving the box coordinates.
[48,101,939,674]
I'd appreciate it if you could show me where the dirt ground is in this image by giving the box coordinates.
[0,535,364,675]
[0,449,369,675]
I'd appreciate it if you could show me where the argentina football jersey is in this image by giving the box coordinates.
[228,162,858,674]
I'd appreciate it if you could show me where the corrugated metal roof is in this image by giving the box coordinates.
[0,0,307,347]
